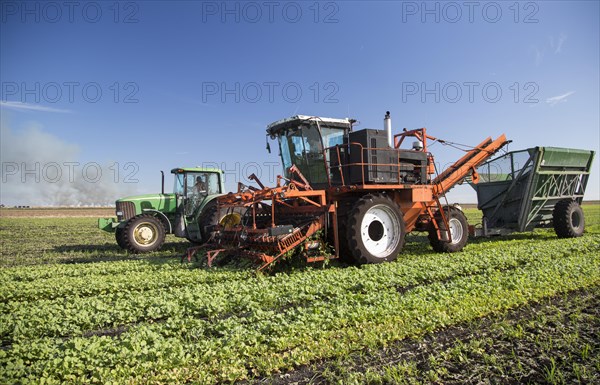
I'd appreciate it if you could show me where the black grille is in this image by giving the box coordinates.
[116,201,136,221]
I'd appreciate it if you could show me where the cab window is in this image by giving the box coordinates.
[173,173,185,195]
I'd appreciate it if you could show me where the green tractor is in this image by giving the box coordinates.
[98,167,240,253]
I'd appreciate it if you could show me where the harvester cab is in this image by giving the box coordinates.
[267,115,352,189]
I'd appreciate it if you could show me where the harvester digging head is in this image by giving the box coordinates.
[203,167,333,271]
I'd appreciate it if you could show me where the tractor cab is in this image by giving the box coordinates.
[267,115,353,188]
[171,168,223,216]
[98,167,226,253]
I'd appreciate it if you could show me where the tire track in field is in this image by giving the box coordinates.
[249,286,600,385]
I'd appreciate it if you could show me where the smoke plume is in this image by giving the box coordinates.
[1,121,136,206]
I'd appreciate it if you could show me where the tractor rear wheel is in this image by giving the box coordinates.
[346,194,405,264]
[553,199,585,238]
[122,214,166,253]
[428,206,468,253]
[198,200,245,242]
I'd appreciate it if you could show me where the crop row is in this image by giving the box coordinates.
[3,235,596,342]
[1,230,588,302]
[3,234,598,344]
[0,262,251,302]
[1,245,598,384]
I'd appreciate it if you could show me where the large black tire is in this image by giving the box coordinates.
[115,227,127,249]
[428,206,469,253]
[553,200,585,238]
[198,201,219,242]
[197,200,245,242]
[185,235,204,245]
[122,214,166,253]
[330,198,355,263]
[346,194,405,264]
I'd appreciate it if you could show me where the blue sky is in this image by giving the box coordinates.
[1,0,598,205]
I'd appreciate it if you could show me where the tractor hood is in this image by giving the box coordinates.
[116,193,178,213]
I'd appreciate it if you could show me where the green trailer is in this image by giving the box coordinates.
[470,146,595,237]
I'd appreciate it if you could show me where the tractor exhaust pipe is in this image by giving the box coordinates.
[160,171,165,194]
[384,111,392,147]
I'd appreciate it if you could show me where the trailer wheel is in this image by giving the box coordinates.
[553,200,585,238]
[346,194,405,264]
[122,214,166,253]
[428,207,468,253]
[115,227,127,249]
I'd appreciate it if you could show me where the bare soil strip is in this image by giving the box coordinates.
[252,286,600,384]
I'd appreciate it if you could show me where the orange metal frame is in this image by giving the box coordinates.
[192,127,508,270]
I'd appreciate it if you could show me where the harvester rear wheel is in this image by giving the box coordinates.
[553,199,585,238]
[428,206,468,253]
[346,194,405,264]
[122,214,166,253]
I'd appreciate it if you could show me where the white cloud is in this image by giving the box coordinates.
[546,91,575,106]
[554,33,567,54]
[532,33,567,65]
[0,101,73,113]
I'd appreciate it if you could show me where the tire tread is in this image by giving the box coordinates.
[553,199,585,238]
[346,194,405,264]
[122,214,166,253]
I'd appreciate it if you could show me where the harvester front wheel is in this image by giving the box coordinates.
[553,199,585,238]
[428,207,468,253]
[346,194,405,264]
[122,214,166,253]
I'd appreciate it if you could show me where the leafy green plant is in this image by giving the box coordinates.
[0,206,598,384]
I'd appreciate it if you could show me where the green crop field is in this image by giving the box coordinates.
[0,206,598,384]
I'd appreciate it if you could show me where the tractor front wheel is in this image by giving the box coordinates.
[115,226,127,249]
[346,194,405,264]
[553,199,585,238]
[122,214,166,253]
[428,206,468,253]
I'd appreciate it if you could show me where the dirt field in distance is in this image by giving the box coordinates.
[0,207,115,218]
[1,201,597,218]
